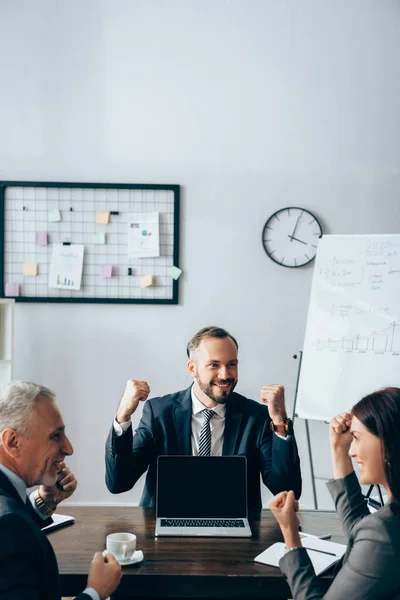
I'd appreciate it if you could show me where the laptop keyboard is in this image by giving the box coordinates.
[160,519,245,527]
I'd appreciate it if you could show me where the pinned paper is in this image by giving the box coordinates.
[128,213,160,258]
[100,264,113,278]
[36,232,48,246]
[5,283,19,297]
[48,244,84,290]
[169,266,182,280]
[23,262,38,276]
[95,211,110,224]
[48,209,61,222]
[93,232,106,244]
[140,275,153,288]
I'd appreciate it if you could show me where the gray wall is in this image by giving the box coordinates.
[1,0,399,508]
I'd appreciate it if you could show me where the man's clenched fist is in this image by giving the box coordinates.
[116,380,150,424]
[261,384,287,424]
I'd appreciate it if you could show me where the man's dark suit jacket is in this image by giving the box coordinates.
[105,387,302,510]
[0,469,91,600]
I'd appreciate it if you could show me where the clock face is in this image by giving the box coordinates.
[262,207,322,268]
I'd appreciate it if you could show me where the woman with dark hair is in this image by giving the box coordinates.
[269,387,400,599]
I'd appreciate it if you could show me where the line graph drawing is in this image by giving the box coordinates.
[315,320,400,354]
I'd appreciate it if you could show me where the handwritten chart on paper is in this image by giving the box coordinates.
[297,235,400,421]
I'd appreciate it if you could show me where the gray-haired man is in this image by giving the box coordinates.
[0,380,122,600]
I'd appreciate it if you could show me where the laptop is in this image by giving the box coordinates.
[155,455,252,537]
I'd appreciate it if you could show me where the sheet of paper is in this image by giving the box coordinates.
[254,538,346,576]
[140,274,153,288]
[93,232,106,244]
[95,211,110,224]
[5,283,19,297]
[36,232,48,246]
[48,244,84,290]
[169,266,182,280]
[48,209,61,222]
[127,213,160,258]
[23,262,38,276]
[41,513,75,533]
[100,264,113,278]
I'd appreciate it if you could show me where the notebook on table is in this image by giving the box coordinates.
[254,536,346,575]
[155,455,252,537]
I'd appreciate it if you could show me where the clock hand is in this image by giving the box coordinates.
[289,213,302,242]
[288,235,307,245]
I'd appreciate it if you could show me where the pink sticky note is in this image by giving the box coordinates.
[5,283,20,297]
[36,232,48,246]
[100,264,113,278]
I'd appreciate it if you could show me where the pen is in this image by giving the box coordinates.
[306,547,336,557]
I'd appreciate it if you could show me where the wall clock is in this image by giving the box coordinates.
[262,207,322,268]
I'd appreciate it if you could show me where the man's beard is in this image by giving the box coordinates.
[195,375,237,404]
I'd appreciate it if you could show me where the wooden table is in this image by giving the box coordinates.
[49,507,346,600]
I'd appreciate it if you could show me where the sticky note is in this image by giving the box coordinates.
[36,232,48,246]
[5,283,19,297]
[169,266,182,280]
[100,264,113,278]
[93,232,106,244]
[95,211,110,224]
[48,209,61,222]
[140,275,153,288]
[23,262,38,276]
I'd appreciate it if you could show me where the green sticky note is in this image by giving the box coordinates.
[169,266,182,280]
[93,232,106,244]
[48,209,61,222]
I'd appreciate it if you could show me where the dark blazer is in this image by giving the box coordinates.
[280,471,400,599]
[0,469,91,600]
[105,386,302,510]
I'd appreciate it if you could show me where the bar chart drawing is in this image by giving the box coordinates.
[315,320,400,354]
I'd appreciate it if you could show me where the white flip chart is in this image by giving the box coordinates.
[297,235,400,421]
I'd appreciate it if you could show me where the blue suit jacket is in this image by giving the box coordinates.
[105,386,302,510]
[0,469,90,600]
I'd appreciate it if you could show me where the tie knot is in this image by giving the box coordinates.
[202,409,215,422]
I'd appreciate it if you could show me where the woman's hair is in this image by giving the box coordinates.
[352,387,400,508]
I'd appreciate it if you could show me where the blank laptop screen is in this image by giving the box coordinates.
[157,456,247,519]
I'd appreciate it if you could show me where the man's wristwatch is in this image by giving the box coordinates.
[270,418,294,436]
[33,489,55,517]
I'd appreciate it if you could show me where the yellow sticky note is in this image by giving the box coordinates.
[140,275,153,288]
[95,211,110,224]
[23,262,38,276]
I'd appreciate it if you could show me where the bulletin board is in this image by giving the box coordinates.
[0,181,180,304]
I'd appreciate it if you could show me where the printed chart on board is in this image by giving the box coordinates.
[297,235,400,421]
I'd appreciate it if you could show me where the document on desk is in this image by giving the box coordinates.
[42,513,75,534]
[254,536,346,576]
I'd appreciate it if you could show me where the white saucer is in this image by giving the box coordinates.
[102,549,144,566]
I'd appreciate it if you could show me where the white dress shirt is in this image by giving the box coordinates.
[0,464,99,600]
[190,387,226,456]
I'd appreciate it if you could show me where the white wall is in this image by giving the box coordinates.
[1,0,399,508]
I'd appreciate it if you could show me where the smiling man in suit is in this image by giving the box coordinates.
[0,380,121,600]
[106,326,301,510]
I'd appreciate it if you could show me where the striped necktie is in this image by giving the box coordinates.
[198,409,216,457]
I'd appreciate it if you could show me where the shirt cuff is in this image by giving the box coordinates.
[83,587,100,600]
[29,491,49,521]
[274,432,291,440]
[113,417,131,436]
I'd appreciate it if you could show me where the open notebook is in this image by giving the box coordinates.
[254,536,346,576]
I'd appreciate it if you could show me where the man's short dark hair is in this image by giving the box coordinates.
[186,326,239,358]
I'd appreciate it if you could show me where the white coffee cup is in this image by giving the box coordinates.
[106,532,136,561]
